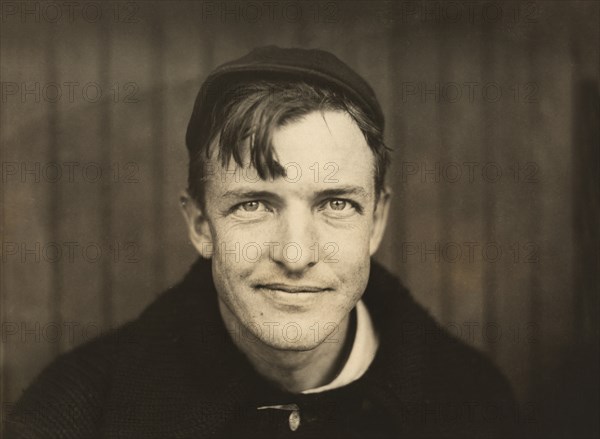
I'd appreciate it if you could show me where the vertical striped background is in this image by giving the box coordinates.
[1,1,598,436]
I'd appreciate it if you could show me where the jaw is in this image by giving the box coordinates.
[218,296,353,393]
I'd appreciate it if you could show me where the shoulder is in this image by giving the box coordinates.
[5,267,205,439]
[4,323,134,439]
[370,260,514,395]
[421,332,519,438]
[368,260,519,437]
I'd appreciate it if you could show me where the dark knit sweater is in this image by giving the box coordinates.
[6,258,518,438]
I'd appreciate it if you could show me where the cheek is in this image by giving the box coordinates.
[209,225,269,312]
[325,225,372,288]
[212,224,266,261]
[210,237,261,323]
[208,225,240,273]
[211,227,256,277]
[326,219,372,259]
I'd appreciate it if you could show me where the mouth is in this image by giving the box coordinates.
[254,283,332,294]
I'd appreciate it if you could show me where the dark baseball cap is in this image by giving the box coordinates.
[185,45,384,153]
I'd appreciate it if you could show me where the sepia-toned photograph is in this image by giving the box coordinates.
[1,1,598,438]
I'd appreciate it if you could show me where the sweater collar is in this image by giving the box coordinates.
[175,257,424,431]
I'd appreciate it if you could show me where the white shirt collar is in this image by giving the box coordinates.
[301,299,379,394]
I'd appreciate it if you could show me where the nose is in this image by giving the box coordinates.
[270,205,319,274]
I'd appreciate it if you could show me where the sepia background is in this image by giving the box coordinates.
[1,1,598,437]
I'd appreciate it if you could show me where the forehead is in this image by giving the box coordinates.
[204,111,376,198]
[273,111,371,168]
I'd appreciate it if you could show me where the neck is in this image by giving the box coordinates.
[218,301,355,394]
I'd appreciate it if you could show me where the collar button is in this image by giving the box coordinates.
[289,409,301,431]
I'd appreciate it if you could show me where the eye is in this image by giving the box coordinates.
[328,199,348,210]
[231,200,272,218]
[320,198,361,217]
[240,201,261,212]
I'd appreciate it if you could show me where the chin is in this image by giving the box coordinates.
[258,333,325,352]
[249,311,344,351]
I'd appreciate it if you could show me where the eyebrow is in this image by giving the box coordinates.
[313,186,370,199]
[221,190,283,201]
[221,186,370,201]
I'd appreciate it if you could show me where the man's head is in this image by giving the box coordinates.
[181,47,391,351]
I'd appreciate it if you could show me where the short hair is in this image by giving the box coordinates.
[187,79,390,208]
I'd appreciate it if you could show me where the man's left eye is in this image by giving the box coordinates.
[328,199,348,210]
[240,201,262,212]
[321,199,359,216]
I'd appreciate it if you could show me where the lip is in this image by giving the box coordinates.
[255,283,332,293]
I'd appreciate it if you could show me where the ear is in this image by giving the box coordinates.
[179,190,213,259]
[369,187,391,256]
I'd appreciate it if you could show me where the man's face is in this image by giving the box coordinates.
[185,111,389,351]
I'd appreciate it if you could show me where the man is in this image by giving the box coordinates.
[6,46,517,438]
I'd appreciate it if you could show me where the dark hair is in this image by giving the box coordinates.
[187,79,390,208]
